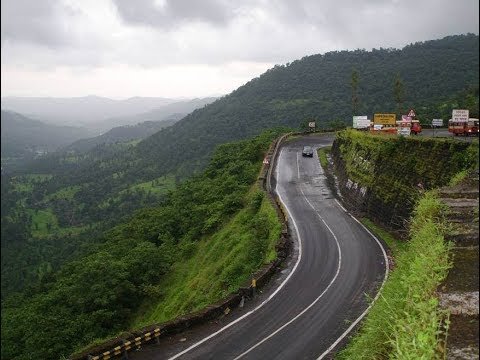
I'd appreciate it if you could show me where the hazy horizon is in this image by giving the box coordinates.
[1,94,218,131]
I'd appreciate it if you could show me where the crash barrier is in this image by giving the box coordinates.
[70,133,293,360]
[85,329,161,360]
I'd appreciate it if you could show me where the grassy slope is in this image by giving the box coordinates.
[122,174,175,196]
[133,189,281,328]
[338,192,451,359]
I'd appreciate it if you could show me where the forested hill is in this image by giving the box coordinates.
[63,117,181,154]
[1,110,94,157]
[134,34,479,178]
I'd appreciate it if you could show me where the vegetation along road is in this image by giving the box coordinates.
[130,134,388,359]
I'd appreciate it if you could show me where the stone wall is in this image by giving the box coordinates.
[331,129,477,231]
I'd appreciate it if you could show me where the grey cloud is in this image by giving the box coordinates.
[1,0,69,47]
[113,0,235,29]
[1,0,478,70]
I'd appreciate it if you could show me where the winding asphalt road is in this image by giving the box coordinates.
[130,134,388,359]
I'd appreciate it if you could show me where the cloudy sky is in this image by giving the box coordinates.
[1,0,478,99]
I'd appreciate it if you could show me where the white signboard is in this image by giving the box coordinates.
[353,116,370,129]
[398,127,411,136]
[452,109,469,122]
[432,119,443,126]
[308,122,316,128]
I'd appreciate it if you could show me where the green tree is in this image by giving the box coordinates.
[351,69,359,115]
[394,72,405,116]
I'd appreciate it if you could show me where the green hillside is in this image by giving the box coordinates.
[64,118,180,154]
[134,34,479,178]
[1,129,283,360]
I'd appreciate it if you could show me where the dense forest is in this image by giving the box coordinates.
[63,117,181,154]
[1,34,479,360]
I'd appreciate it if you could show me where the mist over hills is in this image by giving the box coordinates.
[1,110,95,159]
[1,96,218,133]
[60,97,218,153]
[92,97,217,132]
[0,95,177,128]
[64,115,182,154]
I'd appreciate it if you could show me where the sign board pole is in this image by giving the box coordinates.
[431,119,443,136]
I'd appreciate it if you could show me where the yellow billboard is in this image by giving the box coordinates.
[373,113,396,125]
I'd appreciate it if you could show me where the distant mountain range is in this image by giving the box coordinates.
[0,96,216,131]
[63,115,182,154]
[92,97,217,132]
[1,110,95,158]
[1,96,218,167]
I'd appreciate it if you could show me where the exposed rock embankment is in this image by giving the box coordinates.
[438,172,479,360]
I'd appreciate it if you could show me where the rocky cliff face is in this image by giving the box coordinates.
[438,172,479,359]
[330,130,476,231]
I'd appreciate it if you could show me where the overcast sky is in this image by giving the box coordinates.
[1,0,478,99]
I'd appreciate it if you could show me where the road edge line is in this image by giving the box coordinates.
[316,199,390,359]
[167,148,304,360]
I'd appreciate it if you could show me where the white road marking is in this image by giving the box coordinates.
[168,144,389,360]
[315,199,390,359]
[232,185,342,360]
[297,152,300,179]
[167,148,303,360]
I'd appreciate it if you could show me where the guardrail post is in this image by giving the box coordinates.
[153,328,161,344]
[121,339,131,359]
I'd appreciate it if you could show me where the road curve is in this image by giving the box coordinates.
[130,134,388,360]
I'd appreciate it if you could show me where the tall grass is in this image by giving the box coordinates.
[132,188,281,328]
[317,146,331,169]
[338,192,452,359]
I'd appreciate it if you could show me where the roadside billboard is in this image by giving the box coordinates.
[432,119,443,127]
[373,113,396,125]
[452,109,469,122]
[353,116,370,129]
